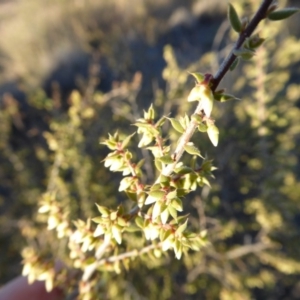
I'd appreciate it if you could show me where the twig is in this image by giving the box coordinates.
[225,242,272,260]
[162,0,273,177]
[82,243,161,282]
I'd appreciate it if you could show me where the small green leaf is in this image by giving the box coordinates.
[95,204,110,217]
[112,225,122,244]
[187,86,202,102]
[201,86,214,117]
[233,48,255,60]
[94,225,105,237]
[154,158,163,172]
[158,155,174,164]
[268,7,299,21]
[198,122,208,132]
[152,201,163,219]
[117,217,127,227]
[168,205,178,219]
[148,190,166,200]
[161,208,169,224]
[174,239,182,259]
[188,72,205,83]
[145,195,157,205]
[171,197,183,211]
[207,124,219,147]
[248,35,265,49]
[160,229,172,242]
[191,114,203,124]
[155,116,166,128]
[214,93,240,102]
[228,3,242,33]
[121,132,135,149]
[230,57,239,71]
[162,234,175,251]
[119,177,134,192]
[168,118,185,133]
[138,133,153,148]
[135,216,144,229]
[176,220,188,235]
[174,165,193,175]
[184,142,202,157]
[148,104,156,120]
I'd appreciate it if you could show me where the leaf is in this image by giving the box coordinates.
[158,155,174,164]
[162,234,175,251]
[145,194,158,205]
[138,133,153,148]
[112,225,122,244]
[187,86,202,102]
[188,72,205,83]
[121,132,136,149]
[135,216,144,229]
[94,225,105,237]
[152,201,163,219]
[268,7,299,21]
[184,142,202,157]
[161,208,169,224]
[174,165,193,175]
[119,177,134,192]
[191,113,203,124]
[207,124,219,147]
[155,116,166,128]
[228,3,242,33]
[168,118,185,133]
[148,190,165,199]
[171,197,183,212]
[201,86,214,117]
[176,220,188,235]
[230,57,239,71]
[233,48,255,60]
[214,93,240,102]
[198,123,208,132]
[95,204,110,217]
[174,239,183,259]
[154,158,162,172]
[248,35,265,49]
[168,205,178,219]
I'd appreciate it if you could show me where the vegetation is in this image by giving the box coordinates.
[0,0,300,299]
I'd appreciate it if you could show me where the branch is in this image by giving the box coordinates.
[162,0,273,177]
[82,243,161,282]
[225,242,273,260]
[211,0,273,90]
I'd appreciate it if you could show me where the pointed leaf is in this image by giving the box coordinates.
[161,208,169,224]
[158,155,174,164]
[228,3,242,33]
[176,220,188,235]
[268,7,299,21]
[152,201,163,219]
[233,48,255,60]
[121,132,136,149]
[168,118,185,133]
[135,216,144,229]
[95,204,110,217]
[188,72,205,83]
[184,142,202,157]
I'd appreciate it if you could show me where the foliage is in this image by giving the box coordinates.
[0,1,300,299]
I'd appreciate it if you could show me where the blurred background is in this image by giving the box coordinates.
[0,0,300,299]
